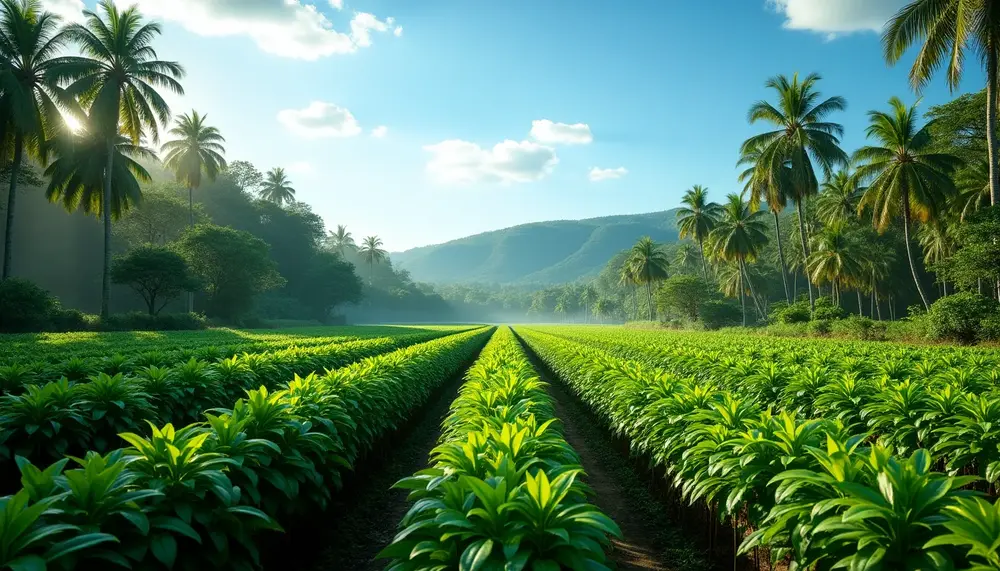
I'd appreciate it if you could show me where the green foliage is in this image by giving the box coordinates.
[927,292,1000,344]
[806,318,832,335]
[698,300,742,329]
[0,278,57,332]
[770,300,811,324]
[111,245,198,315]
[113,188,208,247]
[812,296,846,320]
[656,275,709,320]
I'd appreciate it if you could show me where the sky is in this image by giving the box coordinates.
[42,0,986,252]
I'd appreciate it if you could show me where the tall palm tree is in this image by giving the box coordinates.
[627,236,670,321]
[918,219,957,296]
[675,185,719,281]
[327,224,356,256]
[741,73,848,311]
[259,167,295,206]
[617,261,638,321]
[358,235,386,285]
[673,242,702,275]
[816,170,864,227]
[954,159,990,221]
[0,0,73,280]
[854,97,960,310]
[708,194,769,325]
[884,0,1000,205]
[54,0,184,317]
[161,110,226,225]
[579,285,598,324]
[739,146,792,302]
[807,225,863,307]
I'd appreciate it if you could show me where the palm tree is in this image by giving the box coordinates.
[0,0,73,280]
[741,73,848,311]
[579,285,598,324]
[954,159,990,221]
[259,167,295,206]
[708,194,769,326]
[918,219,957,296]
[617,262,638,321]
[627,236,670,321]
[806,226,863,308]
[817,170,864,227]
[739,146,792,302]
[358,235,386,285]
[161,110,226,225]
[675,185,719,281]
[884,0,1000,205]
[854,97,960,310]
[673,242,702,275]
[327,224,356,256]
[54,0,184,317]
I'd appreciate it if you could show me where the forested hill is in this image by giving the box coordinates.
[392,211,679,284]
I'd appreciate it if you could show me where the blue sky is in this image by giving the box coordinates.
[45,0,986,251]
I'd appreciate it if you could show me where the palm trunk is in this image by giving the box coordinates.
[901,187,931,311]
[102,139,114,319]
[646,281,654,321]
[698,236,709,282]
[187,184,195,314]
[988,46,1000,206]
[856,289,863,317]
[739,268,746,327]
[2,134,24,280]
[740,260,764,320]
[795,200,814,310]
[772,211,791,303]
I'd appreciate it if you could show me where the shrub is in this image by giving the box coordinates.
[0,278,57,333]
[832,315,888,341]
[48,308,88,332]
[699,300,742,330]
[770,301,811,324]
[808,319,832,336]
[926,292,999,344]
[980,314,1000,342]
[812,297,846,321]
[96,312,207,332]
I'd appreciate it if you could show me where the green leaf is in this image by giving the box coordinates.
[151,533,178,569]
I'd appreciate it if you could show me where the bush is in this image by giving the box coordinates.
[927,292,999,344]
[770,301,811,324]
[761,322,809,337]
[980,314,1000,342]
[832,315,888,341]
[699,300,742,330]
[48,308,88,332]
[0,278,57,333]
[808,319,833,336]
[96,312,207,332]
[812,297,846,321]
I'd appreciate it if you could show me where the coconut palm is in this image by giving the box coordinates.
[953,159,990,221]
[854,97,961,310]
[327,224,356,256]
[579,285,598,324]
[358,235,387,285]
[741,73,848,311]
[0,0,75,280]
[807,226,864,307]
[918,219,957,296]
[884,0,1000,205]
[51,0,183,317]
[259,167,295,206]
[675,185,719,281]
[617,261,638,321]
[817,170,864,227]
[627,237,670,321]
[673,242,702,275]
[708,194,769,325]
[161,110,226,225]
[739,146,792,302]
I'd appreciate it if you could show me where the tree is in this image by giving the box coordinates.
[298,251,362,321]
[593,297,618,324]
[919,219,957,296]
[627,236,670,321]
[675,185,719,281]
[259,167,295,206]
[806,226,863,307]
[657,275,709,321]
[617,261,638,320]
[226,160,262,194]
[741,73,848,310]
[884,0,1000,205]
[854,97,960,310]
[579,285,598,324]
[358,235,387,285]
[114,188,206,246]
[941,206,1000,294]
[327,224,356,256]
[707,194,769,325]
[739,145,793,302]
[176,224,285,319]
[111,245,196,315]
[817,170,864,227]
[55,0,184,317]
[0,0,75,280]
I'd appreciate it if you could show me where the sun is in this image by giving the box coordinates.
[61,112,83,133]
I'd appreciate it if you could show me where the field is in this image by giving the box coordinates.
[1,324,1000,570]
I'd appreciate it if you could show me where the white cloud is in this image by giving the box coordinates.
[113,0,399,60]
[39,0,85,23]
[278,101,362,138]
[589,167,627,182]
[424,139,558,185]
[529,119,592,145]
[286,161,315,175]
[767,0,906,35]
[329,0,343,9]
[370,125,388,138]
[394,26,404,37]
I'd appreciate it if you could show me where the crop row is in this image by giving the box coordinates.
[380,327,621,570]
[518,328,1000,571]
[0,327,493,571]
[0,328,463,476]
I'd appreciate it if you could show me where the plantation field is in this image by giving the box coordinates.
[3,324,1000,570]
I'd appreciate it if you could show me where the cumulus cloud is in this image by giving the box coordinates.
[113,0,399,60]
[767,0,906,35]
[424,139,558,185]
[278,101,362,138]
[529,119,593,145]
[394,26,404,37]
[39,0,85,22]
[370,125,388,138]
[286,161,315,175]
[329,0,343,9]
[588,167,628,182]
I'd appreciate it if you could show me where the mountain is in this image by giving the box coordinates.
[392,210,679,284]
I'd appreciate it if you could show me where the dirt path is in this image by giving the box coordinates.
[516,336,712,571]
[265,373,466,571]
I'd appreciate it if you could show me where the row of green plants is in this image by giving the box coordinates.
[518,327,1000,570]
[380,327,620,570]
[0,327,493,570]
[0,329,466,475]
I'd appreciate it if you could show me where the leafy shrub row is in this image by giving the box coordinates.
[0,327,492,570]
[381,327,620,569]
